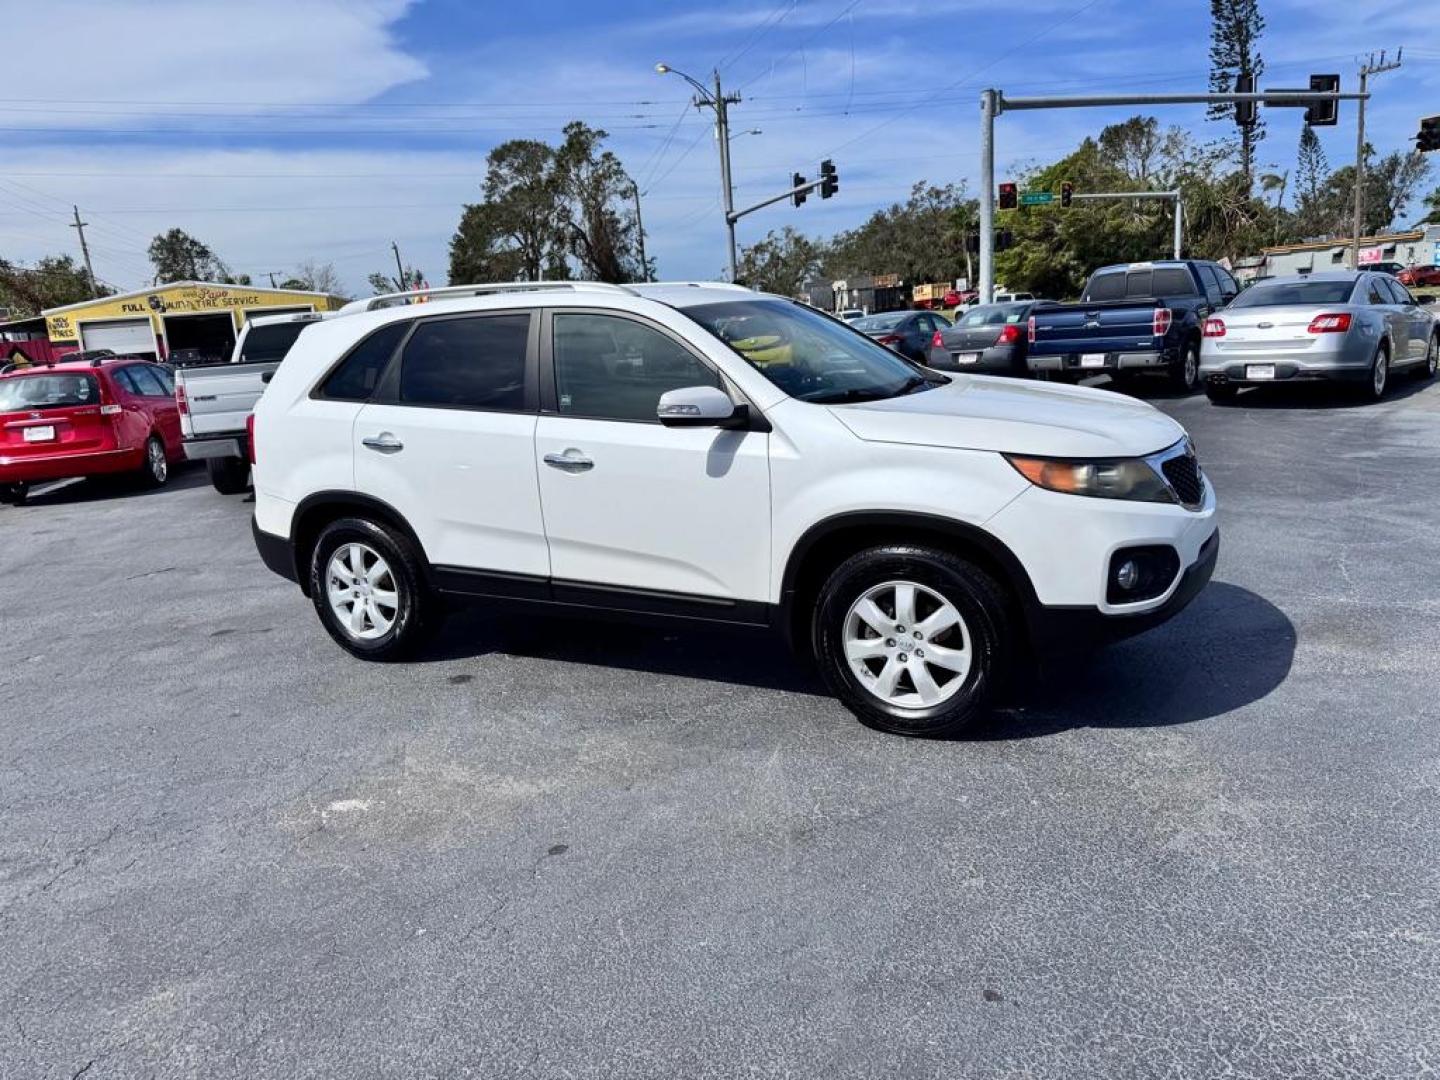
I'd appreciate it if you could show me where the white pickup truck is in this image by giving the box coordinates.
[175,312,324,492]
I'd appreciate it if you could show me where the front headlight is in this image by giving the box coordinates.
[1004,454,1174,504]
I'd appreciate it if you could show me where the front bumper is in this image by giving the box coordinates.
[1026,528,1218,652]
[0,445,143,483]
[1029,347,1178,374]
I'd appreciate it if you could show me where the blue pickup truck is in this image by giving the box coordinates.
[1026,260,1240,392]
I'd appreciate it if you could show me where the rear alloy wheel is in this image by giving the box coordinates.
[1171,342,1201,393]
[207,456,251,494]
[140,435,169,487]
[814,545,1013,737]
[1361,343,1389,402]
[309,517,437,660]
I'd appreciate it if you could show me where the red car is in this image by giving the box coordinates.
[0,357,183,504]
[1397,264,1440,288]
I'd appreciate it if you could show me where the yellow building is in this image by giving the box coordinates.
[42,281,348,364]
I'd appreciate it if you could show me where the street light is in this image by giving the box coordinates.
[656,61,741,282]
[729,128,763,141]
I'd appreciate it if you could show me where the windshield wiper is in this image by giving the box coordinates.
[809,375,937,405]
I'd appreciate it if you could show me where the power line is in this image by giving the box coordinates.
[717,0,802,74]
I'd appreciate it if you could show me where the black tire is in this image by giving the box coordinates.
[207,456,251,494]
[0,481,28,505]
[309,517,438,661]
[1170,341,1201,393]
[1205,383,1238,405]
[139,435,169,488]
[812,545,1014,738]
[1415,334,1438,382]
[1359,342,1390,402]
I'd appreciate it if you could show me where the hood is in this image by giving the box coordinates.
[829,375,1185,458]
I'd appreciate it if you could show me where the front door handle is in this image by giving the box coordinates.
[543,449,594,473]
[362,432,404,454]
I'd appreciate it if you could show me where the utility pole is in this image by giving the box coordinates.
[1352,50,1402,270]
[268,271,278,288]
[655,63,742,282]
[978,89,997,305]
[69,205,97,298]
[391,240,406,290]
[631,181,650,282]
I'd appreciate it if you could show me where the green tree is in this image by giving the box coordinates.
[555,121,644,283]
[1420,187,1440,226]
[147,228,230,282]
[1308,148,1432,236]
[824,182,976,285]
[1207,0,1266,187]
[482,139,569,281]
[367,268,425,295]
[736,227,826,295]
[1293,124,1329,235]
[0,254,105,316]
[450,202,526,284]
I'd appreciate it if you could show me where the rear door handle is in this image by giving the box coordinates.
[543,449,594,473]
[362,432,403,454]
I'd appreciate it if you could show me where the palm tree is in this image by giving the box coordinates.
[1259,170,1288,210]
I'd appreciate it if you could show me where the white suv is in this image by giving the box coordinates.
[251,281,1218,737]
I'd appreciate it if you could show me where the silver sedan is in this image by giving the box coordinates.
[1199,271,1438,403]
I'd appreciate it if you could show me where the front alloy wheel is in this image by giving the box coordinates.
[843,581,971,709]
[142,436,169,487]
[814,544,1013,737]
[309,516,436,660]
[1364,344,1389,402]
[1419,335,1438,381]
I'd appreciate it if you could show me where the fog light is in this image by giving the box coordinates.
[1115,559,1140,591]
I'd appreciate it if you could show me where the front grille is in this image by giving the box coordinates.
[1161,451,1204,508]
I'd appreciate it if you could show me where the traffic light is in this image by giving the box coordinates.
[1235,71,1257,126]
[1305,74,1340,126]
[792,173,807,207]
[1418,115,1440,153]
[1060,180,1073,208]
[965,232,980,255]
[996,230,1015,252]
[819,159,838,199]
[998,182,1017,210]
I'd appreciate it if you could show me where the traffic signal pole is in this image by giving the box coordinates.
[976,87,1368,304]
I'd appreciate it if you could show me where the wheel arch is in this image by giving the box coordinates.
[778,511,1041,656]
[290,491,431,597]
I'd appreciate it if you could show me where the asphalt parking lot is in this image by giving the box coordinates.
[2,376,1438,1080]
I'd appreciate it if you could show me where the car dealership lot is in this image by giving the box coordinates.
[3,382,1439,1079]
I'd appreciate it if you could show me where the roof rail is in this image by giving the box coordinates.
[339,280,636,315]
[635,281,752,291]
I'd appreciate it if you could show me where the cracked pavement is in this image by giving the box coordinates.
[1,376,1438,1078]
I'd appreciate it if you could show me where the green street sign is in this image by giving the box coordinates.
[1019,191,1054,206]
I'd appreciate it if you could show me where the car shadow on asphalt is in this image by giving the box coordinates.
[421,580,1296,730]
[1120,374,1434,408]
[980,581,1296,739]
[13,462,208,507]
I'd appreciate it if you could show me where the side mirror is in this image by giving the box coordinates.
[657,385,745,428]
[261,371,274,384]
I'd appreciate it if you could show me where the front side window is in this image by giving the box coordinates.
[851,313,908,332]
[399,314,530,411]
[552,313,720,422]
[682,299,938,404]
[318,321,410,402]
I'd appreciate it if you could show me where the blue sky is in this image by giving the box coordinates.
[1,0,1435,295]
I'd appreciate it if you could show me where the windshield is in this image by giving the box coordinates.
[1229,280,1358,307]
[682,299,942,404]
[850,312,908,332]
[239,321,310,364]
[0,373,100,412]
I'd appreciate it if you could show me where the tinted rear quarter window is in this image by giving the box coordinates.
[319,321,410,401]
[399,314,530,411]
[241,322,310,364]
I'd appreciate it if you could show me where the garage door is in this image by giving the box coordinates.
[80,318,155,357]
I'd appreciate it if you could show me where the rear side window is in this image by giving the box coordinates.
[318,321,410,402]
[399,314,530,411]
[127,366,169,397]
[240,321,310,364]
[0,373,99,411]
[1152,268,1197,296]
